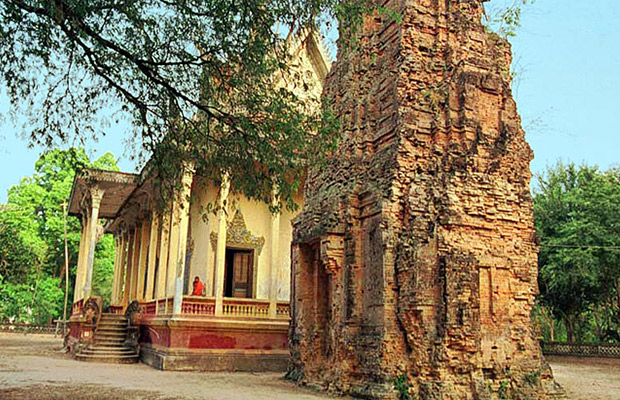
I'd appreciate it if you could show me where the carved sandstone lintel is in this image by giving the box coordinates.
[320,235,345,274]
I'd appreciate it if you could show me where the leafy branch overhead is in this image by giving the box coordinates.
[0,0,347,208]
[0,0,531,208]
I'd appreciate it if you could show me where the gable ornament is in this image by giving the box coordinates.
[210,209,265,254]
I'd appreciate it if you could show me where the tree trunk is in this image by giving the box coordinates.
[565,316,576,342]
[549,316,555,342]
[57,254,71,288]
[593,308,604,342]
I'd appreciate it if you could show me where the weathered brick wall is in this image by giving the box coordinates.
[290,0,559,399]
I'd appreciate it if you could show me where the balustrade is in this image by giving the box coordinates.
[222,298,270,317]
[131,296,290,319]
[276,302,290,318]
[181,297,216,315]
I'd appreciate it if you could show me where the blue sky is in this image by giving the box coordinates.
[1,0,619,202]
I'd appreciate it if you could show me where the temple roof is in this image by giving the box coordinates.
[68,169,140,219]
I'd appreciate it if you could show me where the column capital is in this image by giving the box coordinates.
[181,166,194,186]
[90,186,106,207]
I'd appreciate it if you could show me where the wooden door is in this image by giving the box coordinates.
[225,249,253,298]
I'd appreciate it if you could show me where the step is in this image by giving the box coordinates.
[95,333,125,339]
[98,319,128,324]
[87,345,133,351]
[98,320,128,324]
[99,315,128,320]
[82,348,137,356]
[97,326,127,333]
[88,349,128,354]
[98,320,128,326]
[99,314,127,321]
[86,348,130,354]
[95,330,126,337]
[100,313,127,318]
[95,338,126,345]
[75,353,139,364]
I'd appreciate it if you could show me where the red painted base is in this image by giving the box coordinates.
[137,316,289,371]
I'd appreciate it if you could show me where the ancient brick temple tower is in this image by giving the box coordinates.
[290,0,558,399]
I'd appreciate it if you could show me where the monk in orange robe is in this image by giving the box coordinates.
[192,276,204,296]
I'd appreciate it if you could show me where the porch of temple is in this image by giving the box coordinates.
[66,166,298,371]
[64,28,328,370]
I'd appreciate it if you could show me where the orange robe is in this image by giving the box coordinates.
[192,279,204,296]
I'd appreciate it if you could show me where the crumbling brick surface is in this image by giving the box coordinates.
[290,1,560,399]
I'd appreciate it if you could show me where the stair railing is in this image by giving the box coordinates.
[77,296,102,354]
[124,300,142,355]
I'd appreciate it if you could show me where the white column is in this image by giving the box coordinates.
[111,234,122,304]
[123,228,135,304]
[83,186,105,299]
[73,215,89,303]
[145,211,160,301]
[136,221,151,301]
[172,168,194,315]
[268,188,281,318]
[214,173,231,316]
[118,230,129,304]
[129,227,141,301]
[156,209,171,300]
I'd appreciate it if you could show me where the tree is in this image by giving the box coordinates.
[534,163,620,342]
[0,148,119,323]
[0,0,347,210]
[0,1,533,209]
[483,0,535,38]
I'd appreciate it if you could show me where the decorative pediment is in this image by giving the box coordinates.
[210,209,265,255]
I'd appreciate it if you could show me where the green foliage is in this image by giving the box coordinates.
[0,274,63,324]
[0,0,362,211]
[0,217,40,282]
[534,162,620,342]
[394,373,412,400]
[0,148,118,324]
[93,234,116,309]
[484,0,535,38]
[498,380,511,399]
[523,371,539,387]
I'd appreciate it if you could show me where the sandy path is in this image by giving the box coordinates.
[547,356,620,400]
[2,333,620,399]
[0,333,346,400]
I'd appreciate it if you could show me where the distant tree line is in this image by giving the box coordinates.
[0,148,116,325]
[534,162,620,343]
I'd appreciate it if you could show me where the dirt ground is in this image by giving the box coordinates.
[546,355,620,400]
[0,333,618,399]
[0,333,347,400]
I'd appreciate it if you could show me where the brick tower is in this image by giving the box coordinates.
[289,1,559,399]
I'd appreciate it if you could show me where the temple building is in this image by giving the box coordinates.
[65,29,329,371]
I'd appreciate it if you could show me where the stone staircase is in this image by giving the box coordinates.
[75,313,139,364]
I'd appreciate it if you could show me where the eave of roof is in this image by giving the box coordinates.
[67,168,140,219]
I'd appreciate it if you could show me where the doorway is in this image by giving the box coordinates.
[224,248,254,298]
